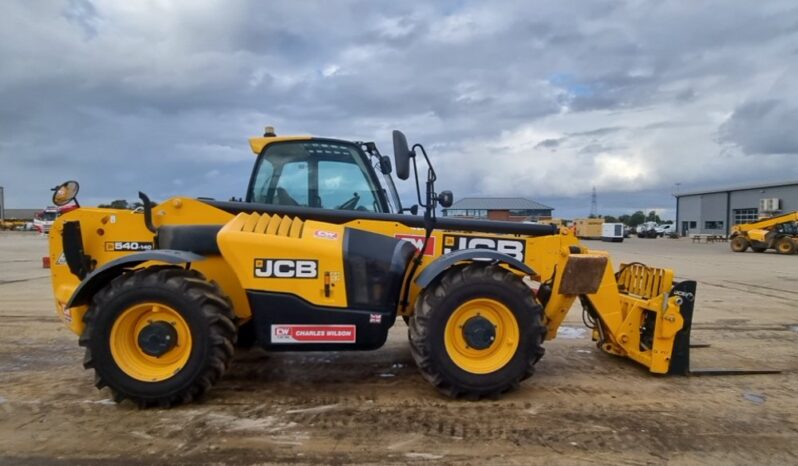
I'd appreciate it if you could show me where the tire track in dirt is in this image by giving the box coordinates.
[700,280,796,304]
[0,276,49,286]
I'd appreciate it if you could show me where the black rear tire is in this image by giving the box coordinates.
[80,267,236,407]
[775,237,796,255]
[408,264,545,399]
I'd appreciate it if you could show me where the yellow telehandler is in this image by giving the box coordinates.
[47,128,706,407]
[730,211,798,255]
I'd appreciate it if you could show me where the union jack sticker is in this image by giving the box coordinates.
[369,313,382,324]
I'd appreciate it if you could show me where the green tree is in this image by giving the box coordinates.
[629,211,646,226]
[618,214,631,225]
[603,215,619,223]
[98,199,130,209]
[646,210,662,223]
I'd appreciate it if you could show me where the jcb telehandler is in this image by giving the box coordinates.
[730,211,798,255]
[47,129,700,407]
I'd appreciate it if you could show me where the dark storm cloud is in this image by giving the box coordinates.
[535,139,561,150]
[1,0,797,219]
[719,99,798,156]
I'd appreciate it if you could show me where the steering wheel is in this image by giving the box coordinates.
[336,192,360,210]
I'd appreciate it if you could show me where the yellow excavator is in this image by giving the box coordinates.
[730,211,798,255]
[46,128,709,407]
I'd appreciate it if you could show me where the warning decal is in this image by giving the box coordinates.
[271,325,356,344]
[395,234,436,255]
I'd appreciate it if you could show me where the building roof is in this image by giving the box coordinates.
[445,197,553,211]
[675,179,798,197]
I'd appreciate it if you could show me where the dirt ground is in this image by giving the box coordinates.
[1,231,796,465]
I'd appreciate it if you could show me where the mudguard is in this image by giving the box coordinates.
[65,250,205,308]
[414,248,536,288]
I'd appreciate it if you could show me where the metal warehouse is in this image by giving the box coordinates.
[675,180,798,237]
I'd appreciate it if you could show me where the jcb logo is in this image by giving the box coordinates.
[443,235,525,261]
[254,259,318,278]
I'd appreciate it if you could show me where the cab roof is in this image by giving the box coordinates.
[248,135,313,155]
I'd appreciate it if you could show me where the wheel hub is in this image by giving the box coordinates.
[462,315,496,350]
[137,321,178,357]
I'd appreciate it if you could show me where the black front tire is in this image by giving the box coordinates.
[730,236,749,252]
[408,264,545,399]
[80,267,236,407]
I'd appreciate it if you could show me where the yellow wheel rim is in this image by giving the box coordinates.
[110,302,192,382]
[444,298,520,374]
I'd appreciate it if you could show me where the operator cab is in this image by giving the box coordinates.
[775,222,798,236]
[246,137,399,213]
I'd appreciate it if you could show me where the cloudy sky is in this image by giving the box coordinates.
[1,0,797,219]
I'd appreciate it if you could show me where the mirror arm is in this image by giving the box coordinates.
[411,156,425,208]
[400,143,437,314]
[412,144,439,222]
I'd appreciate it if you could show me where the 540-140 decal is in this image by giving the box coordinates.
[104,241,154,252]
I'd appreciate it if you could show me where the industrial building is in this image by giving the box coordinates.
[675,180,798,237]
[442,197,553,222]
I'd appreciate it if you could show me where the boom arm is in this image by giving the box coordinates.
[733,211,798,233]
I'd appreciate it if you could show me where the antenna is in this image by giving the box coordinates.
[590,186,597,217]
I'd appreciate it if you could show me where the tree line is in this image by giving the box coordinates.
[589,210,673,227]
[97,200,147,210]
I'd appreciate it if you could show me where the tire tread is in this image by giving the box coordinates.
[408,264,546,399]
[80,266,236,408]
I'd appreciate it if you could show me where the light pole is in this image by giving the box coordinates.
[0,186,5,222]
[672,183,681,236]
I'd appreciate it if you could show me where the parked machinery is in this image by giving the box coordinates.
[636,221,659,238]
[46,129,701,407]
[730,211,798,254]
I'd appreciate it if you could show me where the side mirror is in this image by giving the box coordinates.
[401,205,419,215]
[437,191,454,208]
[52,180,80,207]
[392,130,412,180]
[379,156,392,174]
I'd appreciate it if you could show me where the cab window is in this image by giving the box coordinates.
[247,140,387,212]
[273,161,309,206]
[318,160,378,211]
